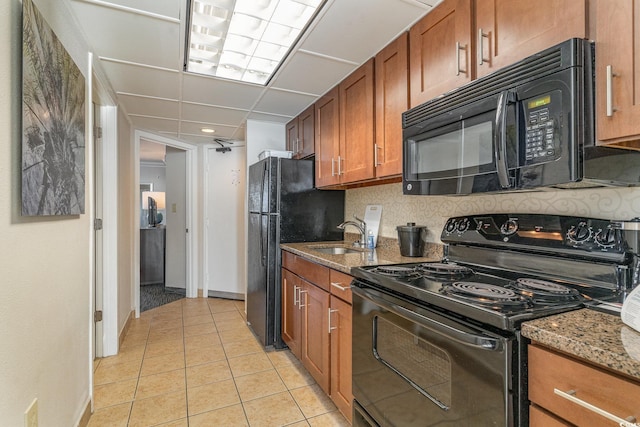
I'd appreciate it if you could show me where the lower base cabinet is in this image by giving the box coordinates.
[528,344,640,427]
[281,250,353,422]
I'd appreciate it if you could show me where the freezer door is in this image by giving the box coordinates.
[248,158,271,213]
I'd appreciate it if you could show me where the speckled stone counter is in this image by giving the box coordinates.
[280,235,443,274]
[522,309,640,382]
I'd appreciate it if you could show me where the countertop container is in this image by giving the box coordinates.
[397,222,426,257]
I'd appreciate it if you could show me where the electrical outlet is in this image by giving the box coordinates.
[24,398,38,427]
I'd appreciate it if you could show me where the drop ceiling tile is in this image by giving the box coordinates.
[301,0,431,64]
[130,116,179,133]
[246,112,292,124]
[101,61,181,99]
[70,1,181,69]
[270,51,356,95]
[179,121,238,137]
[118,94,179,119]
[180,103,248,126]
[254,90,316,117]
[89,0,181,19]
[182,74,266,109]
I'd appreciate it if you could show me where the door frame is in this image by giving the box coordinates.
[89,53,119,363]
[134,130,199,316]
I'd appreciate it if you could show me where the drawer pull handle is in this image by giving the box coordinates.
[331,282,351,291]
[554,388,637,425]
[298,290,308,309]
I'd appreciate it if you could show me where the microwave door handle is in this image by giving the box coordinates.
[494,90,513,189]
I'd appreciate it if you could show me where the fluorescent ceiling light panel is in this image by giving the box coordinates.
[186,0,324,85]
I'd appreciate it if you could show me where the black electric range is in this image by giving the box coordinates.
[352,213,638,332]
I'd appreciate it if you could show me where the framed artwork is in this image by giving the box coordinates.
[21,0,86,216]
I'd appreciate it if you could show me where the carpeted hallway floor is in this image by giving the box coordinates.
[140,284,184,312]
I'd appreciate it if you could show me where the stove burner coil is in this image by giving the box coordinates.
[441,281,532,308]
[417,262,473,278]
[514,278,576,295]
[372,265,419,278]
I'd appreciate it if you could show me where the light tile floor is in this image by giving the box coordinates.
[89,297,350,427]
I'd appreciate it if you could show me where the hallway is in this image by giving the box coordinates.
[89,298,349,426]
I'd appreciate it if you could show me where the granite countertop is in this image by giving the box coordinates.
[280,235,443,274]
[522,308,640,382]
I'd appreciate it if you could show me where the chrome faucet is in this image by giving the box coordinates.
[338,215,367,247]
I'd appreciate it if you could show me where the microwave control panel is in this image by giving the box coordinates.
[524,91,561,164]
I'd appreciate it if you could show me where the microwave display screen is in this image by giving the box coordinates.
[409,119,494,179]
[528,95,551,109]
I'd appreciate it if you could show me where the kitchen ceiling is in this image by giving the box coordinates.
[67,0,438,145]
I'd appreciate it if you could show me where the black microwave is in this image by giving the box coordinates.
[402,38,640,196]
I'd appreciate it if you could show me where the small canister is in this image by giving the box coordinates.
[397,222,427,257]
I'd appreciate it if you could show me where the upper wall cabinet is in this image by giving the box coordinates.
[286,104,315,159]
[375,33,409,178]
[474,0,586,78]
[409,0,472,107]
[595,0,640,148]
[339,59,376,183]
[315,87,341,188]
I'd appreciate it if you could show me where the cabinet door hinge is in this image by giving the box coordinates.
[94,126,103,139]
[94,218,103,230]
[94,310,103,322]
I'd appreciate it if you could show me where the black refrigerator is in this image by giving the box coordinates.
[247,157,344,349]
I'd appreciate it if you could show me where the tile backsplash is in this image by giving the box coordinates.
[346,183,640,243]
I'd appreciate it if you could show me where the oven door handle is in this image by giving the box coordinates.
[356,287,503,351]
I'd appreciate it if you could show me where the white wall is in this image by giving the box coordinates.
[165,147,187,289]
[245,119,286,167]
[206,146,247,298]
[0,0,92,424]
[117,109,134,344]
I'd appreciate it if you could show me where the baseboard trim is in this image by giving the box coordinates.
[76,398,92,427]
[207,290,244,300]
[165,286,187,296]
[118,310,135,349]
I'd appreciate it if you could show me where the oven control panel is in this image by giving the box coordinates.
[442,214,628,259]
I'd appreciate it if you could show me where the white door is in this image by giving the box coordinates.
[206,146,246,298]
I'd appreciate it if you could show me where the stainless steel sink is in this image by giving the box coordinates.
[311,246,364,255]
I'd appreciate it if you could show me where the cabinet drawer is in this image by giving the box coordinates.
[329,269,352,304]
[282,251,330,291]
[282,250,296,270]
[528,345,640,427]
[530,404,572,427]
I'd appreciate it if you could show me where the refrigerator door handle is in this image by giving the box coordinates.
[260,162,268,266]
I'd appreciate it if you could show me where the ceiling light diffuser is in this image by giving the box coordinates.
[186,0,324,85]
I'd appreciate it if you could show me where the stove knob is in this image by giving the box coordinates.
[567,222,592,243]
[457,219,470,233]
[445,220,457,233]
[500,219,518,236]
[595,228,617,248]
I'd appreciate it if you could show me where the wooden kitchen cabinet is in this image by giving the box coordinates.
[316,60,375,188]
[474,0,586,78]
[595,0,640,148]
[374,33,409,178]
[281,268,301,359]
[528,344,640,426]
[281,250,354,419]
[329,295,352,422]
[300,278,331,393]
[339,58,375,183]
[286,104,315,159]
[315,87,341,187]
[409,0,472,107]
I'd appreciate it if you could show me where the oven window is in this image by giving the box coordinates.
[373,316,452,408]
[407,112,495,180]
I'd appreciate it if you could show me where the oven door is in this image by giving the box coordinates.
[352,284,515,427]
